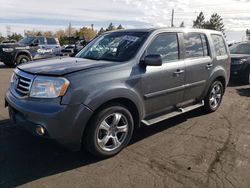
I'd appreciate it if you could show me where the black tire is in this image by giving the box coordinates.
[243,68,250,85]
[83,103,134,158]
[16,55,30,65]
[204,80,224,113]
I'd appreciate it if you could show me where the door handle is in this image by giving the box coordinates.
[206,63,213,69]
[174,69,185,75]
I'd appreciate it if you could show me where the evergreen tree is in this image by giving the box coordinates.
[117,24,124,30]
[207,13,225,33]
[7,33,23,42]
[106,23,116,31]
[98,27,105,35]
[193,12,205,28]
[180,21,185,28]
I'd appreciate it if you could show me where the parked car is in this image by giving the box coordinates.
[230,41,250,84]
[0,36,61,67]
[5,28,230,158]
[61,44,83,57]
[1,40,17,44]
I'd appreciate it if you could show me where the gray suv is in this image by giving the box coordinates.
[5,28,230,158]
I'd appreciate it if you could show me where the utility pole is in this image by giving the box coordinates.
[171,9,174,27]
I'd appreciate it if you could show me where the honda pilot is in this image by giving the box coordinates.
[5,28,230,158]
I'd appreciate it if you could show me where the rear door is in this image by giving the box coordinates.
[45,37,61,58]
[182,32,213,101]
[141,33,185,116]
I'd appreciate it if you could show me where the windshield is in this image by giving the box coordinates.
[19,37,35,45]
[230,43,250,54]
[76,31,149,62]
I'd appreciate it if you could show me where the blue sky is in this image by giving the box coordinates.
[0,0,250,42]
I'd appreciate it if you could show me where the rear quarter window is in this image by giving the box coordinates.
[46,38,57,45]
[211,34,227,56]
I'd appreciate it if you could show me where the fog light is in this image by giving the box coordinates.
[36,127,45,136]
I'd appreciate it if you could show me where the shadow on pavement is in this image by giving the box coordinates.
[237,87,250,97]
[0,108,206,187]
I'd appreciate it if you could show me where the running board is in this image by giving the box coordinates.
[142,100,204,126]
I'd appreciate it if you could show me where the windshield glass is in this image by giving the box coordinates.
[19,37,35,45]
[230,43,250,54]
[76,31,149,62]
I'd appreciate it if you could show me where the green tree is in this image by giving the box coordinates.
[206,13,225,34]
[7,33,23,42]
[79,27,97,42]
[98,27,105,35]
[0,33,5,43]
[246,29,250,41]
[180,21,185,28]
[193,12,205,28]
[117,24,124,30]
[106,22,116,31]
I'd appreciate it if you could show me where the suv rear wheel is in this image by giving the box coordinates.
[204,80,224,113]
[16,55,30,65]
[83,104,134,158]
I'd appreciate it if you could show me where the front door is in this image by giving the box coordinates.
[141,33,185,117]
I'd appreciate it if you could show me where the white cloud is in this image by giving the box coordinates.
[0,0,250,41]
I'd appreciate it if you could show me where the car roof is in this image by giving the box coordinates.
[108,27,223,35]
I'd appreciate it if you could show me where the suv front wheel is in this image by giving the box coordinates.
[83,104,134,158]
[204,80,224,113]
[16,55,30,65]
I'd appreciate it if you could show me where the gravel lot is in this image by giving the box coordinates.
[0,62,250,188]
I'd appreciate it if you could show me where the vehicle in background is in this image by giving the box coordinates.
[0,36,61,67]
[61,40,86,57]
[5,28,230,158]
[1,40,17,44]
[230,41,250,84]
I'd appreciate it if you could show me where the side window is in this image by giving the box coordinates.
[184,33,204,58]
[46,38,57,45]
[147,33,179,62]
[38,37,45,45]
[211,34,227,56]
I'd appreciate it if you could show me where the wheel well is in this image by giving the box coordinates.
[88,98,141,129]
[16,52,31,61]
[215,76,226,93]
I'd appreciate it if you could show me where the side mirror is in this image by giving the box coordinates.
[143,54,162,66]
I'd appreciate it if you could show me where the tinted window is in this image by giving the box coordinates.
[184,33,204,58]
[230,43,250,54]
[46,38,57,45]
[211,35,227,56]
[147,33,179,62]
[38,37,45,45]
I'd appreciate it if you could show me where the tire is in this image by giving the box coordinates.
[204,80,224,113]
[83,104,134,158]
[16,55,30,65]
[243,68,250,85]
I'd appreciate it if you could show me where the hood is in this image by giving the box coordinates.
[230,54,250,60]
[0,43,24,48]
[18,57,116,76]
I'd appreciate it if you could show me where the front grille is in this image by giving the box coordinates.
[13,70,34,97]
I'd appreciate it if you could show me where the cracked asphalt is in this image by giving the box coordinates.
[0,62,250,188]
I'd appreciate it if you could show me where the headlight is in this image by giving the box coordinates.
[2,48,14,53]
[30,76,70,98]
[10,73,15,83]
[240,59,247,64]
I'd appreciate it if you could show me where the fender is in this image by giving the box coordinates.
[14,50,33,61]
[83,85,145,119]
[201,66,227,99]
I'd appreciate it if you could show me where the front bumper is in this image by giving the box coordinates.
[5,89,93,151]
[0,52,15,64]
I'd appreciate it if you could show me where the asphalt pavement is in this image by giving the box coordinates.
[0,62,250,188]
